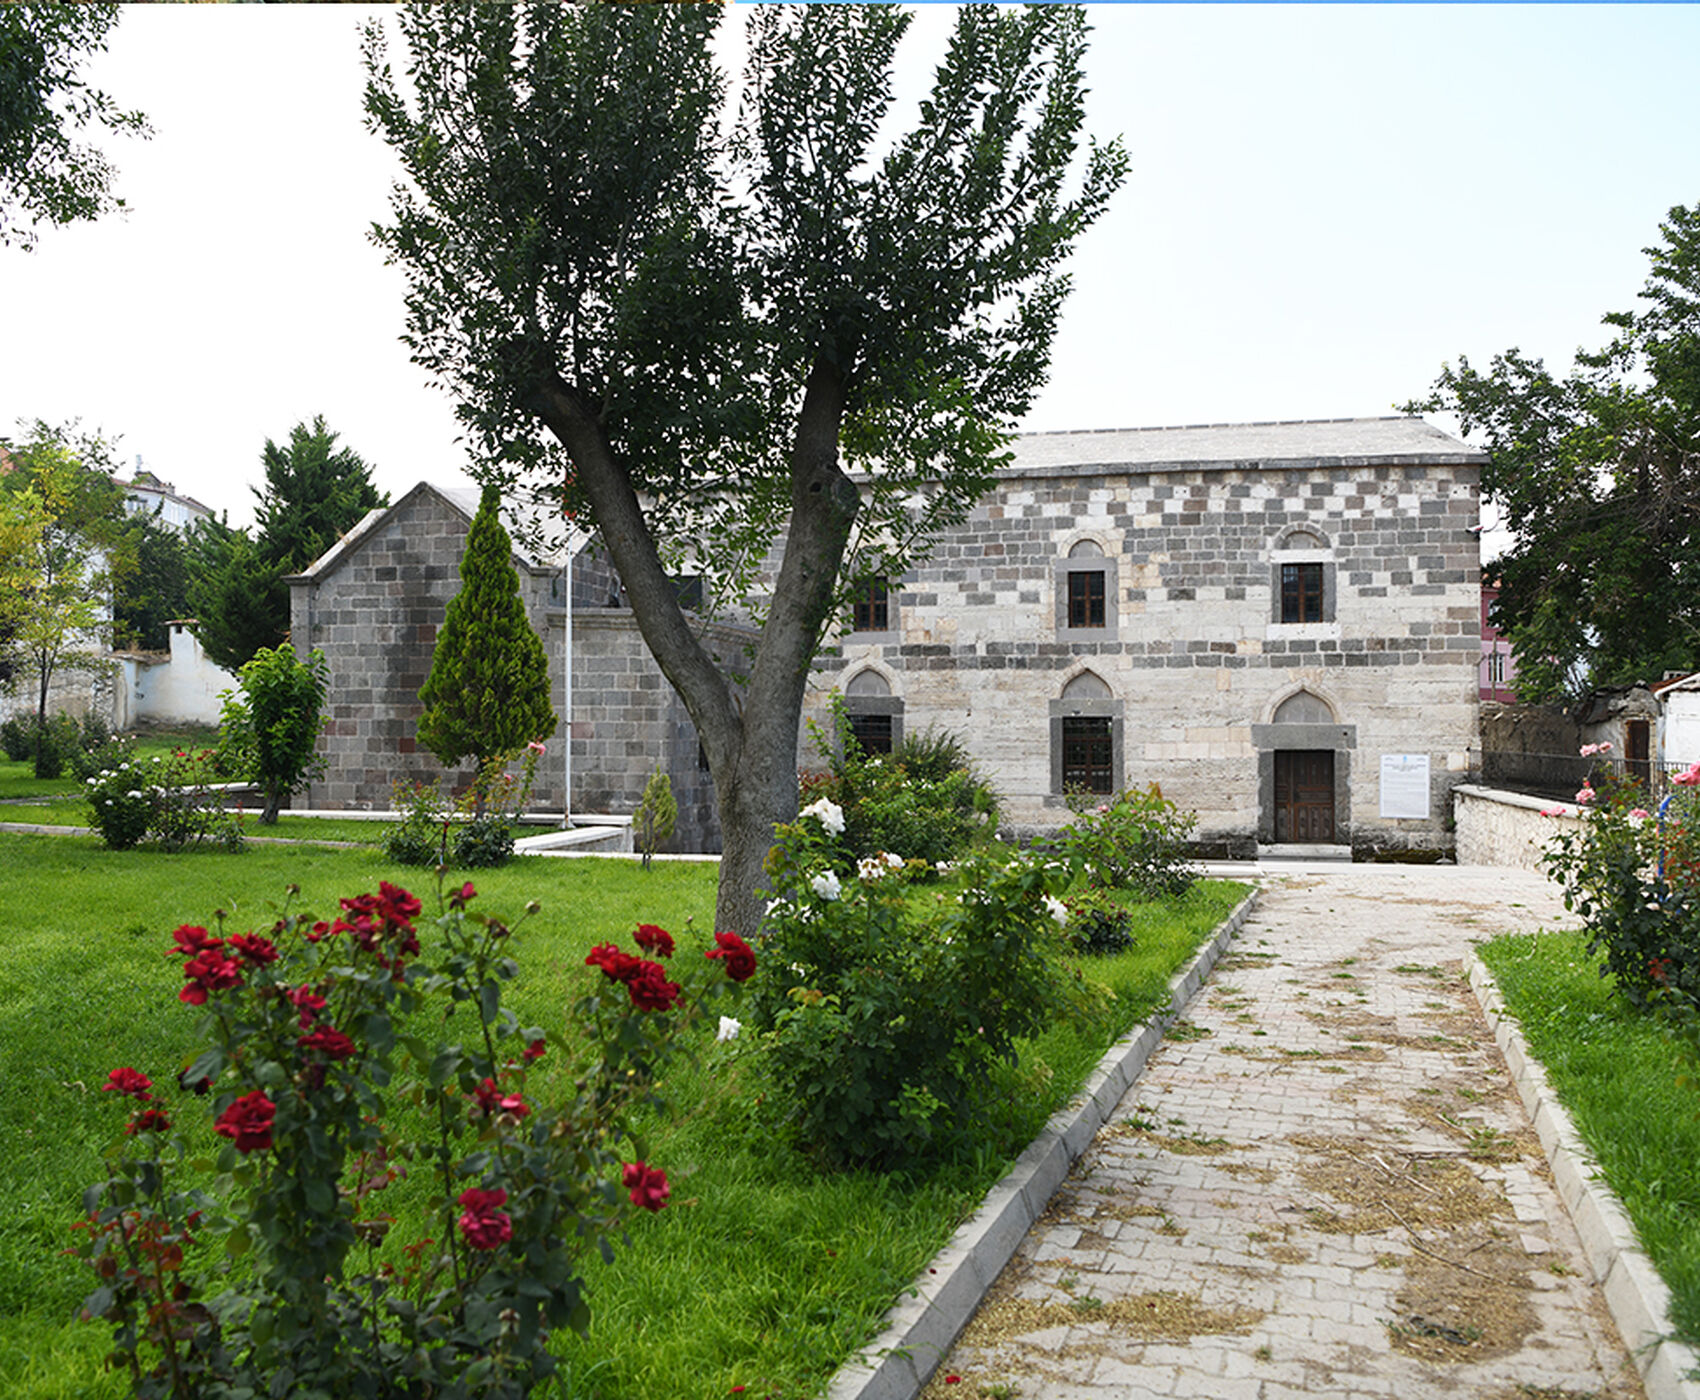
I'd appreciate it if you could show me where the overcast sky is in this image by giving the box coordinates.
[3,3,1698,536]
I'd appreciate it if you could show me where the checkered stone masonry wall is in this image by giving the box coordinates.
[808,455,1482,854]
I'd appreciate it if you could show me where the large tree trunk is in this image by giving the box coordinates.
[525,354,855,941]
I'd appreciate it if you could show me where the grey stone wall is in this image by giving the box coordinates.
[805,456,1482,855]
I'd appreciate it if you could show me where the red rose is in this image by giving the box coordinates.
[622,1160,669,1212]
[180,950,243,1005]
[167,925,219,959]
[472,1077,531,1120]
[586,944,643,983]
[633,923,676,958]
[706,930,757,983]
[213,1091,276,1153]
[522,1038,547,1063]
[103,1067,154,1101]
[228,932,279,965]
[286,985,327,1027]
[126,1107,173,1136]
[448,881,477,909]
[299,1025,357,1061]
[377,881,422,923]
[626,961,682,1012]
[457,1187,512,1250]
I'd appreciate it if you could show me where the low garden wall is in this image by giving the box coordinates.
[1453,783,1580,871]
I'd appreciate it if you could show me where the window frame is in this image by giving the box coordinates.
[1054,547,1119,643]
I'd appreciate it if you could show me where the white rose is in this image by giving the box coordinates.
[716,1016,742,1042]
[800,797,846,836]
[1043,894,1069,927]
[810,870,842,901]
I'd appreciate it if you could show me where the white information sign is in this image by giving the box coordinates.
[1379,754,1431,819]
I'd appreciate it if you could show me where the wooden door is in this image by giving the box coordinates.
[1274,750,1335,843]
[1626,720,1651,789]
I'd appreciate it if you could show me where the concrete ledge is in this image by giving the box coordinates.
[826,887,1261,1400]
[1470,957,1700,1400]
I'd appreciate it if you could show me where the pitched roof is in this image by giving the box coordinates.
[1003,416,1486,475]
[288,481,591,581]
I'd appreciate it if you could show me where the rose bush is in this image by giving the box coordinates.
[751,811,1101,1170]
[72,882,751,1399]
[84,747,244,852]
[1543,765,1700,1014]
[1052,784,1199,899]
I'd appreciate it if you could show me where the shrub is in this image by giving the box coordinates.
[1060,883,1135,956]
[752,806,1096,1169]
[385,779,450,867]
[220,645,328,823]
[0,714,29,761]
[633,769,677,869]
[1053,784,1200,899]
[804,699,999,868]
[71,881,754,1400]
[1544,770,1700,1013]
[83,749,244,852]
[454,814,516,868]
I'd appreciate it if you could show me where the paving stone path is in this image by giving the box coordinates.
[920,864,1646,1400]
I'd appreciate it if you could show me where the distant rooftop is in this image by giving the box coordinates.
[1004,416,1486,474]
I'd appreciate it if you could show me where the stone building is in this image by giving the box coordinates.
[286,483,746,852]
[806,417,1486,858]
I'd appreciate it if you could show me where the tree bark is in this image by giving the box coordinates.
[524,352,856,940]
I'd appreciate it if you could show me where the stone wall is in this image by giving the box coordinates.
[1454,783,1577,871]
[805,444,1481,855]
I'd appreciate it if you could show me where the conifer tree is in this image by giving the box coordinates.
[417,485,556,790]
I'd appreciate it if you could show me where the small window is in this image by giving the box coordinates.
[671,574,704,612]
[1280,562,1324,624]
[1067,571,1106,629]
[851,579,889,633]
[848,712,894,756]
[1061,716,1114,794]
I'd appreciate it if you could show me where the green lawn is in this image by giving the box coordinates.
[0,832,1245,1399]
[1478,929,1700,1348]
[0,799,388,847]
[0,727,220,802]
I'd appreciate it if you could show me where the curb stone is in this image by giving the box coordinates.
[1469,956,1700,1400]
[825,888,1261,1400]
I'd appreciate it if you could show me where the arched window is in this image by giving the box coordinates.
[842,669,902,755]
[1050,670,1121,796]
[1271,526,1336,625]
[1055,536,1119,641]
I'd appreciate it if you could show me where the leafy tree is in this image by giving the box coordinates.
[416,483,556,809]
[0,422,132,756]
[188,418,387,670]
[633,770,676,870]
[185,516,283,675]
[0,2,148,249]
[365,4,1125,937]
[113,509,191,652]
[221,644,328,825]
[1406,201,1700,700]
[0,486,47,688]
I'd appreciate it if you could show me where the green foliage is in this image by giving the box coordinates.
[634,770,677,869]
[1406,202,1700,699]
[183,517,285,676]
[384,779,450,867]
[0,3,149,250]
[453,815,515,869]
[417,486,556,778]
[0,422,132,724]
[804,698,999,867]
[753,813,1098,1170]
[1059,883,1135,957]
[1542,772,1700,1014]
[186,419,385,672]
[111,513,190,654]
[221,646,328,825]
[1053,785,1200,900]
[71,881,753,1399]
[81,747,243,853]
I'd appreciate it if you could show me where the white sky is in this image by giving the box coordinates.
[3,3,1698,538]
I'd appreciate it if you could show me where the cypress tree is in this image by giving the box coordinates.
[417,486,556,780]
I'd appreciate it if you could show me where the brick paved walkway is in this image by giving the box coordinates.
[920,865,1646,1400]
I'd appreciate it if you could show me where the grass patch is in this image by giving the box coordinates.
[1478,928,1700,1347]
[0,832,1244,1398]
[0,728,219,802]
[0,800,390,847]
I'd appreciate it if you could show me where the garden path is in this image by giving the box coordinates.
[919,864,1647,1400]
